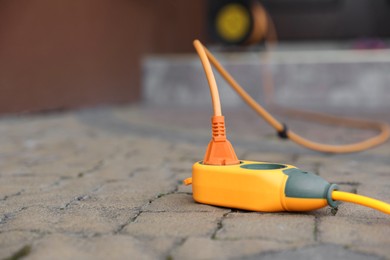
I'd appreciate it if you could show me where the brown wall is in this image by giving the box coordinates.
[0,0,206,114]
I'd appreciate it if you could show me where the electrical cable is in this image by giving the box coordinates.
[332,191,390,215]
[193,40,222,117]
[194,40,390,214]
[258,3,390,153]
[195,40,390,153]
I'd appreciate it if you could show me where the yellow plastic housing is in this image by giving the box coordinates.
[191,161,328,212]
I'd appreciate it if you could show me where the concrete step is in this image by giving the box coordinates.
[142,46,390,111]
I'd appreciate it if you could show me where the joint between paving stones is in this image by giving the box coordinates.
[211,211,231,240]
[154,186,179,202]
[0,207,28,225]
[313,216,320,242]
[0,189,25,201]
[3,228,52,239]
[59,184,104,210]
[165,237,187,260]
[114,210,143,235]
[77,160,104,178]
[216,235,298,244]
[115,184,180,234]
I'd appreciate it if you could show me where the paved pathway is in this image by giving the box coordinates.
[0,106,389,259]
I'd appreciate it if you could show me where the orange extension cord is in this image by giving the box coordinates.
[193,39,390,153]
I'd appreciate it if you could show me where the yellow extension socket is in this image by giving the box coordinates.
[185,161,339,212]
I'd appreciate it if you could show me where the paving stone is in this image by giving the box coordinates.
[172,237,298,260]
[27,234,175,260]
[0,180,35,206]
[319,158,389,185]
[319,216,390,258]
[0,105,389,259]
[217,213,316,245]
[123,212,222,238]
[332,202,371,217]
[87,169,176,210]
[245,244,382,260]
[53,207,137,235]
[329,182,390,219]
[1,202,138,236]
[144,193,230,213]
[293,155,324,174]
[358,180,390,198]
[0,176,59,198]
[2,177,103,211]
[0,231,40,259]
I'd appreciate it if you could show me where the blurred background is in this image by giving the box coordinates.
[1,0,390,114]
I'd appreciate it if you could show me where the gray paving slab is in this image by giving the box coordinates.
[0,105,389,259]
[243,244,383,260]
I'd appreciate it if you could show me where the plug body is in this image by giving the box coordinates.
[203,116,240,165]
[188,161,338,212]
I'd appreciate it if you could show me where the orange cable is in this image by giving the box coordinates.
[258,5,390,153]
[193,40,239,165]
[193,40,222,116]
[203,45,284,131]
[195,40,390,153]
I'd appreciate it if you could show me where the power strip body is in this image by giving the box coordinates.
[191,161,337,212]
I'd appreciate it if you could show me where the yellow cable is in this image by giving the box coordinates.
[332,191,390,215]
[193,40,222,117]
[195,41,390,153]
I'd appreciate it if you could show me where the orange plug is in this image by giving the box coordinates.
[203,116,240,165]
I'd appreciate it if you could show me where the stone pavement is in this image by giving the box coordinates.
[0,105,389,260]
